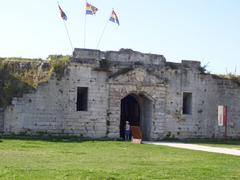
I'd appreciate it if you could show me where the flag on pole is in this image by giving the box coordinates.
[58,5,67,21]
[86,2,98,15]
[109,10,120,25]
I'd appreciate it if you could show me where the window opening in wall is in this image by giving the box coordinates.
[77,87,88,111]
[182,92,192,115]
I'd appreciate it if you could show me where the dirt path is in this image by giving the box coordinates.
[143,142,240,156]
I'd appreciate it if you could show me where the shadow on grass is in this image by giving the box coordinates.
[155,137,240,146]
[1,134,239,145]
[0,135,122,143]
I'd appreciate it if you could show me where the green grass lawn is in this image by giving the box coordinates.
[0,139,240,180]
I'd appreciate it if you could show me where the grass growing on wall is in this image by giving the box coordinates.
[0,56,71,107]
[48,55,71,80]
[214,73,240,85]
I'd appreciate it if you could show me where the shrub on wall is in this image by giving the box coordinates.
[48,55,71,80]
[0,55,71,108]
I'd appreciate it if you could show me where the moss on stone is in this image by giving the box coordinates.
[0,56,71,108]
[49,55,71,80]
[212,73,240,86]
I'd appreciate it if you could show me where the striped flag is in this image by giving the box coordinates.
[58,5,67,21]
[109,10,120,25]
[86,2,98,15]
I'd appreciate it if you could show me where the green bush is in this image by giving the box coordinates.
[49,55,71,80]
[0,55,71,107]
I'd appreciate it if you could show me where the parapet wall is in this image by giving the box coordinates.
[72,49,203,77]
[73,48,167,66]
[73,48,102,61]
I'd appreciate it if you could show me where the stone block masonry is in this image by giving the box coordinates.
[2,48,240,140]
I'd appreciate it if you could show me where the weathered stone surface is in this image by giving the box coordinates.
[2,48,240,140]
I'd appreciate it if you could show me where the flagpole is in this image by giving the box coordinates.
[57,2,74,51]
[63,20,74,51]
[84,0,87,48]
[96,20,109,49]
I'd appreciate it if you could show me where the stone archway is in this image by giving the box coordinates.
[120,93,152,140]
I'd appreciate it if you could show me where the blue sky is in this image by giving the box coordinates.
[0,0,240,74]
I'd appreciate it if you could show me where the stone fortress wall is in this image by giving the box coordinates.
[2,48,240,140]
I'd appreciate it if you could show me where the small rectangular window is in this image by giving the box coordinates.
[77,87,88,111]
[183,92,192,115]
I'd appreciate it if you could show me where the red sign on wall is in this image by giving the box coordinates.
[218,105,227,127]
[223,106,228,127]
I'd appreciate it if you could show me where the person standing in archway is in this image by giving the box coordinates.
[125,121,131,141]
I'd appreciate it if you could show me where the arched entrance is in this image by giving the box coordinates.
[120,93,152,140]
